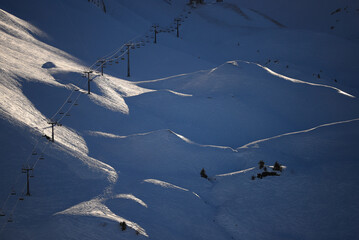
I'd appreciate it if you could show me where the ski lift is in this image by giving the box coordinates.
[32,152,37,156]
[66,113,71,117]
[11,190,16,195]
[115,61,119,64]
[59,112,64,115]
[74,102,79,106]
[67,100,72,103]
[0,210,5,216]
[7,215,13,223]
[39,155,44,160]
[74,89,79,92]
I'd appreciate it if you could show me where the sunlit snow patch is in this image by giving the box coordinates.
[56,198,148,237]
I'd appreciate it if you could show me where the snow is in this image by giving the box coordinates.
[0,0,359,239]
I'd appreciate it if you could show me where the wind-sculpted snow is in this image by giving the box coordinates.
[1,0,359,239]
[56,198,148,237]
[143,179,189,192]
[113,194,148,208]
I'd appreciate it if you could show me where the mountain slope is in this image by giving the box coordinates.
[0,0,359,239]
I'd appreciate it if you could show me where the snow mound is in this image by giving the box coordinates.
[42,62,56,69]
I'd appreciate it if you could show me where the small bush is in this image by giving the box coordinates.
[200,168,208,179]
[120,221,127,231]
[273,161,282,172]
[258,160,265,169]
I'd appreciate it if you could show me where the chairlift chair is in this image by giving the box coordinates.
[59,112,64,115]
[115,61,119,64]
[32,152,37,156]
[74,102,79,106]
[67,100,72,103]
[0,210,5,216]
[7,215,13,222]
[66,113,71,117]
[39,155,44,160]
[11,190,16,195]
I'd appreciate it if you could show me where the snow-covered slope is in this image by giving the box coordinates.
[0,0,359,239]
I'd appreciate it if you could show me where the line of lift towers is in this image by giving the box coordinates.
[0,9,193,223]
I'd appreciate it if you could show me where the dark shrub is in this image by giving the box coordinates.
[273,161,282,172]
[120,221,127,231]
[258,160,265,169]
[200,168,208,179]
